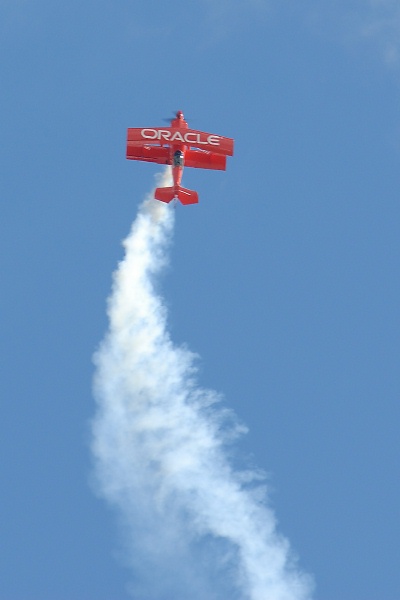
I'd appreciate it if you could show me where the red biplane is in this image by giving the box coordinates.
[126,111,234,205]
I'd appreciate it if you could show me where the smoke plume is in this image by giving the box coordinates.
[91,171,314,600]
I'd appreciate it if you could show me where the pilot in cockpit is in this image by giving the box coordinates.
[173,150,184,167]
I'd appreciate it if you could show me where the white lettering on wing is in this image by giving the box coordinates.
[140,129,222,147]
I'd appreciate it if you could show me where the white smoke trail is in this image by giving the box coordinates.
[91,170,314,600]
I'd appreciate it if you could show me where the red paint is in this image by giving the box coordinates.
[126,111,234,205]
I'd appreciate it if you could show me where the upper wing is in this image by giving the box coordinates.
[180,128,234,156]
[184,149,227,170]
[127,127,234,156]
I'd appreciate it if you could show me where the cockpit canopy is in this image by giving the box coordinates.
[173,150,184,167]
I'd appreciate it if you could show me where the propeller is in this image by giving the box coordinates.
[162,110,185,123]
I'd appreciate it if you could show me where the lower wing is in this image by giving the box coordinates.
[126,145,170,164]
[184,150,226,170]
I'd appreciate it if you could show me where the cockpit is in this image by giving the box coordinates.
[173,150,184,167]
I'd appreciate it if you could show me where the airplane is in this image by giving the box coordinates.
[126,111,234,205]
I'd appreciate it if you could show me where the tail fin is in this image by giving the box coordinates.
[154,186,198,205]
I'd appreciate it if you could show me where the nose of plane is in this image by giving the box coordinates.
[176,110,184,119]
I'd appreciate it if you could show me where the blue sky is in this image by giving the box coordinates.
[1,2,400,599]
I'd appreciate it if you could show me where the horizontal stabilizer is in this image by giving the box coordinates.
[177,186,199,205]
[154,186,198,205]
[154,186,175,203]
